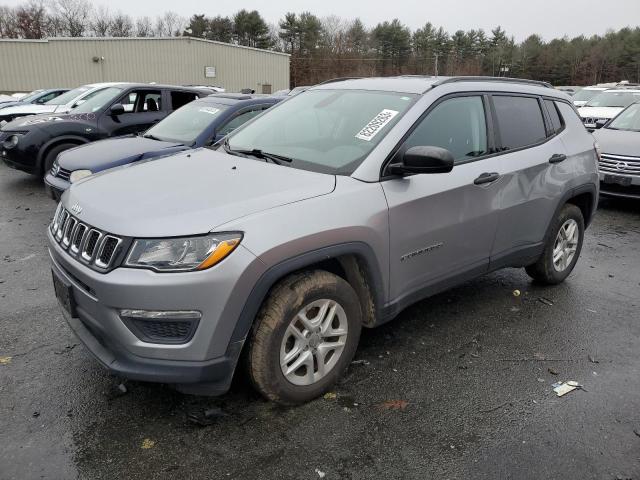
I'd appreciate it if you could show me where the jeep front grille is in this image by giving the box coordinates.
[599,153,640,177]
[50,205,123,270]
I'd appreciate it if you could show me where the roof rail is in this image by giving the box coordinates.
[317,77,363,85]
[433,76,553,89]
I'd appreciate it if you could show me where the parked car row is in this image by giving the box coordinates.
[572,82,640,129]
[0,83,282,198]
[30,76,602,405]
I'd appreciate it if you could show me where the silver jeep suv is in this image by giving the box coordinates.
[48,77,599,404]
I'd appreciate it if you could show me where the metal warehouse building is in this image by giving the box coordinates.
[0,37,290,94]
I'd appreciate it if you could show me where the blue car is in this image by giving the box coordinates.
[45,93,281,198]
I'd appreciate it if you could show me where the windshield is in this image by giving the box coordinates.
[19,90,44,103]
[46,86,90,105]
[145,102,229,143]
[608,103,640,131]
[73,87,124,113]
[227,89,416,175]
[573,89,602,102]
[585,91,640,108]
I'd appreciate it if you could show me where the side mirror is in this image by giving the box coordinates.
[595,119,608,129]
[388,146,455,176]
[110,104,125,116]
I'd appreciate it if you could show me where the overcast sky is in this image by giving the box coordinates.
[5,0,640,41]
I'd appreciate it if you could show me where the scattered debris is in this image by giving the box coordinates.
[315,468,326,478]
[552,381,582,397]
[54,344,78,355]
[470,353,480,358]
[537,378,545,383]
[597,242,613,249]
[106,381,129,400]
[141,438,155,449]
[586,309,597,313]
[588,355,599,364]
[377,399,408,410]
[32,411,40,418]
[323,392,337,400]
[510,306,520,312]
[512,289,521,297]
[351,359,370,366]
[548,367,559,375]
[633,429,640,439]
[0,356,12,365]
[608,274,615,278]
[538,297,554,306]
[187,407,227,426]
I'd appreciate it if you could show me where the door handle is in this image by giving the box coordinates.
[549,153,567,164]
[474,172,500,185]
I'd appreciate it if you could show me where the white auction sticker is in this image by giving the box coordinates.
[355,109,399,141]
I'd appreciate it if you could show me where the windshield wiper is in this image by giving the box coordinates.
[143,133,166,141]
[222,139,293,165]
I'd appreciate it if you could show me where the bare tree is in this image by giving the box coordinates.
[155,11,184,37]
[51,0,92,37]
[92,5,112,37]
[16,3,46,38]
[0,6,19,38]
[109,12,133,37]
[136,16,153,37]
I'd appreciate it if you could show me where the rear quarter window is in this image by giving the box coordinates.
[493,95,547,150]
[544,99,564,134]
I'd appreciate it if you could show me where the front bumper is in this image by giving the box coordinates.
[44,172,68,200]
[2,150,38,175]
[599,171,640,199]
[48,228,266,394]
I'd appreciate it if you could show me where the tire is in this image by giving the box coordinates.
[525,203,585,285]
[247,270,362,405]
[42,143,77,176]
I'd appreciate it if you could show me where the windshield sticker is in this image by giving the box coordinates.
[199,107,221,115]
[355,109,399,141]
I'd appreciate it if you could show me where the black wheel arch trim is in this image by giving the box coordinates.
[230,242,386,343]
[544,183,597,244]
[37,135,90,170]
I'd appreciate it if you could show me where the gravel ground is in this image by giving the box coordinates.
[0,163,639,480]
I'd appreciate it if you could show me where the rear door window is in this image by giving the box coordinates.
[171,91,199,110]
[492,95,547,150]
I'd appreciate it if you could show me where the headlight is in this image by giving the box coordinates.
[124,233,242,272]
[69,169,92,183]
[3,134,21,150]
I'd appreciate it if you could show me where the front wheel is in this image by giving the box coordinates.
[525,203,585,284]
[247,270,362,405]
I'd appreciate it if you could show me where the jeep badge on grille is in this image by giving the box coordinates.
[70,203,83,215]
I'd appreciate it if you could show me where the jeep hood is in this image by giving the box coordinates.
[58,136,186,172]
[63,148,336,237]
[592,128,640,157]
[578,106,624,119]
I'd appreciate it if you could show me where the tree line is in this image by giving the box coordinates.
[2,0,640,87]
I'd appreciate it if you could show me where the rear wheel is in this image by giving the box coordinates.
[525,203,584,284]
[247,270,362,405]
[42,143,78,176]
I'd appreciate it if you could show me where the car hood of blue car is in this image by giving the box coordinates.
[57,135,187,172]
